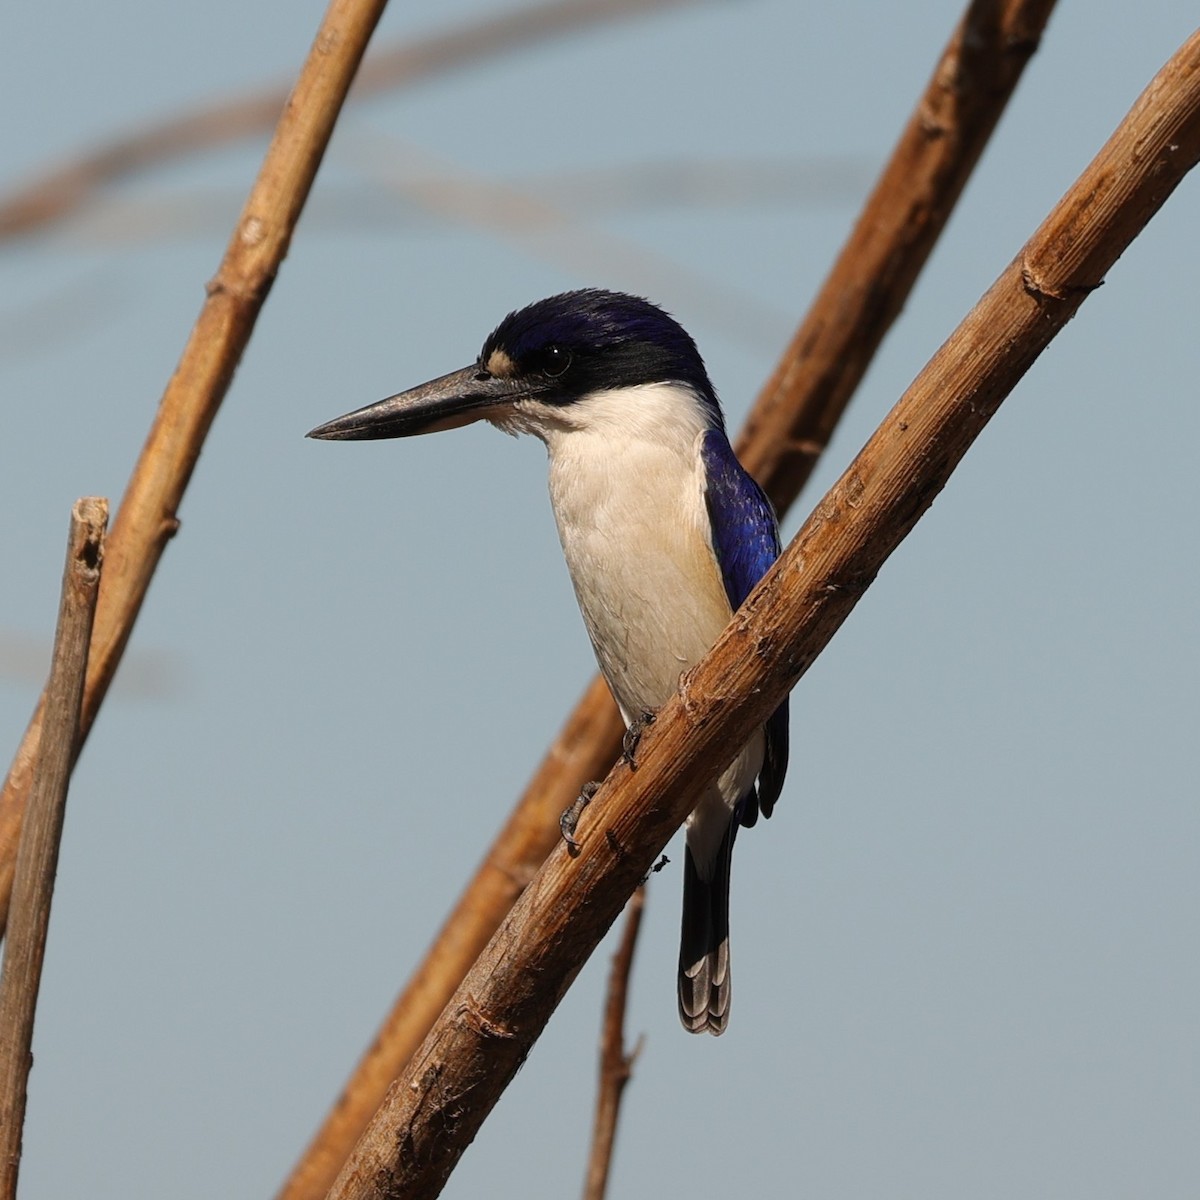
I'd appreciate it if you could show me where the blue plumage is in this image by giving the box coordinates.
[700,429,779,609]
[701,429,789,826]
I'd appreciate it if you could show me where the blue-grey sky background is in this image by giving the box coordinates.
[2,2,1197,1197]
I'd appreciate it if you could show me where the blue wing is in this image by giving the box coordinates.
[700,430,789,826]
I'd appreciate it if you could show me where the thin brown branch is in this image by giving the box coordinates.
[326,30,1200,1195]
[0,499,107,1200]
[0,0,700,241]
[0,0,390,931]
[582,887,646,1200]
[275,4,1059,1194]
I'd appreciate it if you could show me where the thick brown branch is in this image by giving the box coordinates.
[325,29,1200,1198]
[736,0,1057,507]
[0,0,699,241]
[0,0,389,931]
[582,887,646,1200]
[276,5,1059,1193]
[0,499,107,1200]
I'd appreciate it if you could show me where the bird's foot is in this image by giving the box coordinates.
[622,709,658,769]
[560,781,601,856]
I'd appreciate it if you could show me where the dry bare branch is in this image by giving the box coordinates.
[324,28,1200,1197]
[0,498,107,1200]
[736,0,1058,505]
[0,0,701,241]
[275,5,1059,1193]
[29,156,870,247]
[0,0,390,930]
[582,887,646,1200]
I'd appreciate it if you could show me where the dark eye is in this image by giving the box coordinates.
[541,345,571,377]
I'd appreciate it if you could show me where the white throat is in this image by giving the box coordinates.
[487,379,710,450]
[493,382,731,719]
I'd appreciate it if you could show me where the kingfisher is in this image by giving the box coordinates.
[308,289,789,1035]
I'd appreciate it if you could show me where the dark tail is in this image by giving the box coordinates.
[677,822,736,1035]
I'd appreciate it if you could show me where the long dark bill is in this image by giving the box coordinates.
[307,365,526,441]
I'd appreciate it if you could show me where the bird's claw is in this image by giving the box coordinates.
[560,781,601,855]
[622,708,658,768]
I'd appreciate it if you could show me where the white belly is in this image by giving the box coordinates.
[548,425,730,719]
[539,392,763,859]
[494,380,765,861]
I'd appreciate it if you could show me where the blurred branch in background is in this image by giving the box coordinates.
[581,886,646,1200]
[0,0,391,930]
[4,153,872,360]
[340,132,796,352]
[0,631,178,700]
[274,2,1059,1197]
[0,499,106,1200]
[327,31,1200,1192]
[0,0,705,242]
[14,156,870,246]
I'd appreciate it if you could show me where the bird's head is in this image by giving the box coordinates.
[307,289,725,445]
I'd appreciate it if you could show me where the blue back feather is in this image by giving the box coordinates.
[701,430,790,824]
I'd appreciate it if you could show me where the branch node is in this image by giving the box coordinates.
[455,996,516,1041]
[628,1032,646,1068]
[77,539,102,574]
[844,471,866,508]
[1020,257,1105,303]
[917,99,952,139]
[241,214,268,246]
[603,830,627,863]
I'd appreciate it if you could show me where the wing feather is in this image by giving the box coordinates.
[700,430,789,824]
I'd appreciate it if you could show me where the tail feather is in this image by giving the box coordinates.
[678,823,736,1035]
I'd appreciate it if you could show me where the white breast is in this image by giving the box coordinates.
[491,381,763,854]
[534,384,735,718]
